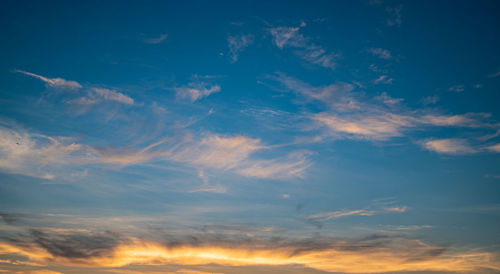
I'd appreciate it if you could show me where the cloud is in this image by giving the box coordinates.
[86,138,171,167]
[307,200,408,226]
[176,83,221,102]
[448,84,465,93]
[269,24,338,70]
[269,73,499,145]
[307,209,375,222]
[312,113,413,140]
[488,71,500,78]
[487,143,500,153]
[236,151,311,179]
[421,95,439,105]
[143,34,168,44]
[386,5,402,26]
[152,102,166,115]
[227,33,254,63]
[93,88,134,105]
[0,124,83,178]
[86,133,311,180]
[14,70,82,90]
[421,139,477,154]
[373,75,394,85]
[268,72,355,107]
[172,135,263,170]
[170,134,311,179]
[368,48,392,59]
[375,92,403,105]
[1,228,498,273]
[188,185,227,194]
[384,206,408,213]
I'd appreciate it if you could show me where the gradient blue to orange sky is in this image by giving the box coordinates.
[1,1,500,273]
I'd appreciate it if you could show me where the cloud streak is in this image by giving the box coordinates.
[14,70,82,90]
[227,33,254,63]
[269,23,338,70]
[176,83,221,102]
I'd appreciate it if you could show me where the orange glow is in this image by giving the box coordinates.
[1,239,499,273]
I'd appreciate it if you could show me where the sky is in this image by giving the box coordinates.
[1,0,500,273]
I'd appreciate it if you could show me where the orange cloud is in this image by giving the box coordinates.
[1,238,499,273]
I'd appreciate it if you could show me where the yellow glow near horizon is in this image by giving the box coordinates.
[1,240,499,273]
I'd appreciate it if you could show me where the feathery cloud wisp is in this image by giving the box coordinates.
[421,139,477,154]
[269,23,338,70]
[93,88,134,105]
[176,83,221,102]
[368,48,392,59]
[227,33,254,63]
[143,34,168,44]
[14,70,81,90]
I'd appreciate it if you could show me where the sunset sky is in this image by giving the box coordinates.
[1,1,500,273]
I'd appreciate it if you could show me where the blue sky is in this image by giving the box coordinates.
[1,1,500,273]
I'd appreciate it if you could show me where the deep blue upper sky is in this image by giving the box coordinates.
[1,1,500,273]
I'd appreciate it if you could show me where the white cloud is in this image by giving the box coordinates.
[237,151,311,179]
[375,92,403,105]
[487,143,500,153]
[421,138,477,154]
[308,209,375,221]
[0,125,83,178]
[269,72,355,107]
[384,206,408,213]
[227,33,254,63]
[420,114,475,126]
[189,184,227,194]
[270,74,497,146]
[93,88,134,105]
[143,34,168,44]
[313,113,413,140]
[373,75,394,85]
[368,48,392,59]
[172,135,263,170]
[14,70,81,90]
[269,24,338,70]
[176,83,221,102]
[170,134,311,179]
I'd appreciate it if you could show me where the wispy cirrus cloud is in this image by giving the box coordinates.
[486,143,500,153]
[368,47,392,59]
[176,82,221,102]
[421,95,439,105]
[227,33,254,63]
[488,70,500,78]
[306,200,408,227]
[93,88,134,105]
[0,123,83,179]
[420,138,477,155]
[373,75,394,85]
[143,33,168,44]
[65,132,311,180]
[269,73,500,145]
[386,5,403,26]
[170,134,311,179]
[449,84,465,93]
[14,70,82,90]
[269,22,339,70]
